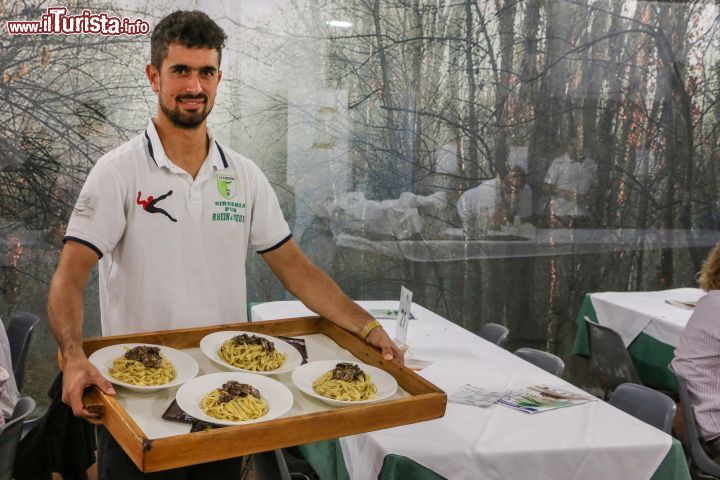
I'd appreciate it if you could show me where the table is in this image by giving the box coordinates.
[253,300,690,480]
[334,229,720,262]
[573,288,704,392]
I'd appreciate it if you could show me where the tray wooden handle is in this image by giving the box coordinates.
[83,388,106,417]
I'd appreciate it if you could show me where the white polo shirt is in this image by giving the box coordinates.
[65,120,291,336]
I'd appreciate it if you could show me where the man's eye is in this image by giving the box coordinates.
[201,69,215,77]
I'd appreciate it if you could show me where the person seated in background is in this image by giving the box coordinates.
[672,242,720,459]
[543,136,596,228]
[0,319,20,427]
[456,166,532,237]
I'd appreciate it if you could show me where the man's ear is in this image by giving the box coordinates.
[146,64,160,93]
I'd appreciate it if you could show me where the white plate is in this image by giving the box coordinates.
[176,372,294,426]
[200,331,303,375]
[88,343,199,393]
[291,360,398,407]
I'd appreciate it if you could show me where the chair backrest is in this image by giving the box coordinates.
[479,323,509,348]
[608,383,676,434]
[0,396,36,480]
[672,368,720,477]
[7,312,40,391]
[514,348,565,377]
[584,316,641,396]
[252,449,291,480]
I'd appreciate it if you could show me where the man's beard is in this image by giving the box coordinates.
[160,94,211,129]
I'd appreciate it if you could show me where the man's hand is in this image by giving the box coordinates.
[366,327,405,365]
[62,355,115,425]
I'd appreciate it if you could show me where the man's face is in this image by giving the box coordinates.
[147,44,222,129]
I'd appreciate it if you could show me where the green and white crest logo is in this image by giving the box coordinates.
[216,173,237,199]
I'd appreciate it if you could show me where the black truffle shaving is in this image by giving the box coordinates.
[231,333,275,353]
[125,346,163,368]
[331,362,365,382]
[217,380,261,403]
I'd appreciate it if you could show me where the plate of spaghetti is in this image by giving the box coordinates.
[291,360,398,407]
[176,372,294,426]
[88,344,198,393]
[200,331,302,375]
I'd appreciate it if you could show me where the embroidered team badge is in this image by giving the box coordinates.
[136,190,177,222]
[216,173,237,199]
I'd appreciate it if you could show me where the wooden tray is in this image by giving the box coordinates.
[78,316,447,472]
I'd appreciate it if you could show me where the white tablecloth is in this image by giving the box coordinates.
[252,300,672,480]
[590,288,704,347]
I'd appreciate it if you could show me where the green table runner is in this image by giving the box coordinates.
[573,294,678,392]
[297,438,689,480]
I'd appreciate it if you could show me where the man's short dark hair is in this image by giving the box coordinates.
[151,10,227,69]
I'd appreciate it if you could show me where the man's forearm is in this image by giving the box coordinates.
[284,264,371,335]
[263,240,404,363]
[48,272,87,362]
[262,241,372,335]
[48,242,97,362]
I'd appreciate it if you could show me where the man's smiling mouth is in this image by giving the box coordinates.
[177,96,207,110]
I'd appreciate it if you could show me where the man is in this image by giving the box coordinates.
[543,137,596,228]
[456,166,532,237]
[48,10,402,479]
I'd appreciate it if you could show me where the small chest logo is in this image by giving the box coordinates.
[216,173,237,200]
[136,190,177,222]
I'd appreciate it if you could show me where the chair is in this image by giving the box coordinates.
[672,368,720,478]
[479,323,509,348]
[7,312,40,391]
[583,316,641,398]
[253,449,293,480]
[247,301,264,323]
[514,348,565,377]
[608,383,676,434]
[0,397,36,480]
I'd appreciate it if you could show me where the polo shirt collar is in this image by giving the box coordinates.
[144,119,229,172]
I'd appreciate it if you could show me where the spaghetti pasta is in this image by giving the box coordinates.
[108,346,176,386]
[312,362,377,401]
[219,334,287,371]
[201,381,268,421]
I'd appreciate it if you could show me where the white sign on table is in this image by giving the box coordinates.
[394,286,412,348]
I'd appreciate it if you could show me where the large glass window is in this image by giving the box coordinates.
[2,0,718,403]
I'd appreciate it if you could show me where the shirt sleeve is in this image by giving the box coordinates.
[248,167,291,253]
[64,160,127,258]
